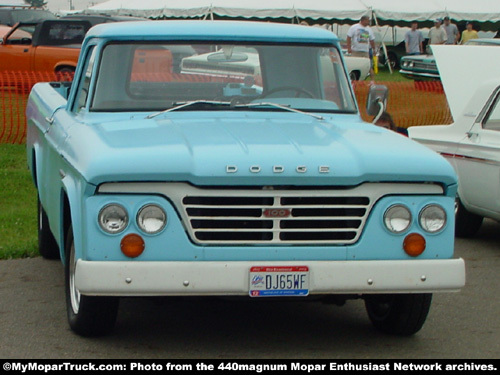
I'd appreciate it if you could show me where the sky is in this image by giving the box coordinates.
[44,0,104,12]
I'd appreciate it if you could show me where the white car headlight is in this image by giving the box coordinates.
[98,204,128,234]
[137,204,167,234]
[384,204,412,233]
[419,204,446,233]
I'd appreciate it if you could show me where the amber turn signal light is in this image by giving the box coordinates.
[120,233,145,258]
[403,233,426,257]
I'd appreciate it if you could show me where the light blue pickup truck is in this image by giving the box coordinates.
[26,21,465,337]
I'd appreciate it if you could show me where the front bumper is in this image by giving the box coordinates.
[75,258,465,296]
[399,69,440,81]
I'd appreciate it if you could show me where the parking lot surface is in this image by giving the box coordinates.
[0,220,499,359]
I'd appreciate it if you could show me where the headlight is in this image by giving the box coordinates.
[419,204,446,233]
[137,204,167,234]
[98,204,128,234]
[384,204,412,233]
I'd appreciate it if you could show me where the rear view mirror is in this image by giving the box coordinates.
[366,84,388,116]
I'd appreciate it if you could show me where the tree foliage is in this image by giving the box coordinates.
[25,0,48,8]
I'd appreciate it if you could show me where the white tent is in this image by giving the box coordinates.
[366,0,500,26]
[86,0,500,28]
[365,0,444,22]
[0,0,30,6]
[87,0,369,21]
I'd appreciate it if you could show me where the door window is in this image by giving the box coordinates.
[483,90,500,131]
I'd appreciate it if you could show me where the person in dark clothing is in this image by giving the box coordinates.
[374,112,408,136]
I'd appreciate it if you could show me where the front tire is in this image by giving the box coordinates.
[455,197,483,238]
[364,294,432,335]
[387,52,399,69]
[65,226,119,336]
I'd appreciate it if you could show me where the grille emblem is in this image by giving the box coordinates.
[263,208,291,218]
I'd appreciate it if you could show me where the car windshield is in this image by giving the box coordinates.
[89,42,357,114]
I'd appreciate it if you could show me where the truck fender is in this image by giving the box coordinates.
[59,174,85,265]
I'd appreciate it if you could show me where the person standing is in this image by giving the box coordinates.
[460,22,479,44]
[346,15,376,81]
[428,18,447,45]
[404,21,424,55]
[443,17,460,44]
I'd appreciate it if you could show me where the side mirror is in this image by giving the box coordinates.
[366,84,388,116]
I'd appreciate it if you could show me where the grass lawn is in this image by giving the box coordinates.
[0,144,38,259]
[373,66,408,82]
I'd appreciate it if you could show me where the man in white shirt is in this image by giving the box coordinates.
[429,18,448,46]
[346,15,376,80]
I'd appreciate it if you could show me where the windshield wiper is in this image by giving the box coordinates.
[235,102,324,120]
[146,100,324,121]
[146,100,232,119]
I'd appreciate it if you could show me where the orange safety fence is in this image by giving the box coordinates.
[354,80,453,129]
[1,71,452,145]
[1,71,73,144]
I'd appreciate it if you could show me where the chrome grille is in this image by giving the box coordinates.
[97,182,445,246]
[413,62,437,71]
[182,194,370,244]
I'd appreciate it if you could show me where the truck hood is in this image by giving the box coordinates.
[67,111,456,187]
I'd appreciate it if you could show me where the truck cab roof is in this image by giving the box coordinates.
[85,20,340,45]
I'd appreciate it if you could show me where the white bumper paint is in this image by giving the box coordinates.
[75,259,465,296]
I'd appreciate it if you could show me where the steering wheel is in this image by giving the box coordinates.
[261,86,315,99]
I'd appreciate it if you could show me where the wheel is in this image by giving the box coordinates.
[55,67,75,82]
[364,293,432,335]
[38,197,60,259]
[349,70,360,81]
[387,52,399,69]
[65,226,119,336]
[455,197,483,238]
[262,86,315,98]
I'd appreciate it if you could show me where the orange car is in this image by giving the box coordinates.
[0,20,91,74]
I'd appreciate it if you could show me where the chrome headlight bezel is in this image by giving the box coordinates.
[98,203,129,234]
[384,204,412,234]
[136,204,167,235]
[419,204,447,233]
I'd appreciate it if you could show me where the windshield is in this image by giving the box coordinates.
[89,42,357,114]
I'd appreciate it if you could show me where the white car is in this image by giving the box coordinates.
[409,45,500,237]
[181,48,370,81]
[343,53,370,81]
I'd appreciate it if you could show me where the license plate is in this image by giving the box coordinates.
[249,266,309,297]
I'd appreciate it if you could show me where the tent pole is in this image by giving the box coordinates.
[373,10,392,74]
